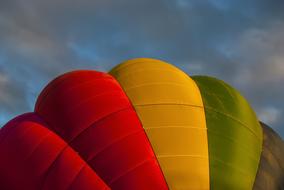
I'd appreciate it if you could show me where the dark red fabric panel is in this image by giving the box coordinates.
[0,113,109,190]
[35,70,168,190]
[35,71,113,110]
[36,71,128,141]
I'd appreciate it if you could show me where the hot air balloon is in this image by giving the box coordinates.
[0,58,283,190]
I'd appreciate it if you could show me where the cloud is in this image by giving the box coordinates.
[223,21,284,136]
[0,71,29,115]
[0,0,283,137]
[231,24,284,97]
[257,106,282,125]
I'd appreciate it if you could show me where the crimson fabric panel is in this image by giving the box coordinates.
[35,70,168,190]
[0,113,109,190]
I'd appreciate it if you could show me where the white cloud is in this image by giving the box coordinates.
[257,106,282,125]
[233,22,284,84]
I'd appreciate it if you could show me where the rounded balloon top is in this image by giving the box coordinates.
[1,58,283,190]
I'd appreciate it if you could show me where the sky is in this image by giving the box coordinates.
[0,0,283,138]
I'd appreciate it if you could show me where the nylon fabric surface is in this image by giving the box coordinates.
[35,70,168,190]
[110,58,210,190]
[2,58,283,190]
[192,76,263,190]
[253,122,284,190]
[0,113,109,190]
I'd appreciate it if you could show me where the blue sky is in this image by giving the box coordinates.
[0,0,284,138]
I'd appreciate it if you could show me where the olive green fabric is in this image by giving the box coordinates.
[192,76,263,190]
[253,122,284,190]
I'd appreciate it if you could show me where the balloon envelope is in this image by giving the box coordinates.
[0,58,283,190]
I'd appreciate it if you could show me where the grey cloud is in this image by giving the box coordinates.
[258,107,282,126]
[226,21,284,135]
[0,71,29,114]
[0,0,283,137]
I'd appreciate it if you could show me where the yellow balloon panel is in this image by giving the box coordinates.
[110,58,209,190]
